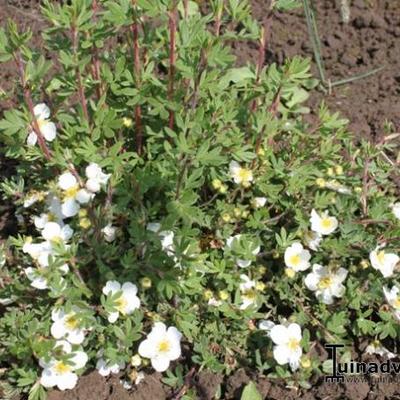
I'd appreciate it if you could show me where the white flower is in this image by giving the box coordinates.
[305,264,348,304]
[229,161,253,186]
[310,209,338,235]
[102,281,140,323]
[252,197,267,208]
[226,234,260,268]
[85,163,110,193]
[365,340,396,359]
[383,285,400,321]
[27,103,57,146]
[102,224,117,242]
[58,172,93,218]
[392,203,400,220]
[40,340,88,391]
[138,322,182,372]
[370,247,399,278]
[96,358,125,377]
[51,307,87,344]
[284,242,311,272]
[41,222,73,244]
[304,231,322,251]
[239,274,257,309]
[270,323,302,371]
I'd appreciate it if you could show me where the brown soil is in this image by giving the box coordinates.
[2,0,400,399]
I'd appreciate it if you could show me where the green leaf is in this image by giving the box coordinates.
[241,381,262,400]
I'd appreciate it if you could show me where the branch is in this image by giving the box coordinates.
[131,0,143,155]
[14,53,52,161]
[168,1,177,130]
[71,24,90,122]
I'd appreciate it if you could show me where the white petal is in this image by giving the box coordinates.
[270,325,289,345]
[85,163,101,179]
[51,320,66,339]
[42,222,61,241]
[273,345,290,365]
[33,103,50,119]
[58,172,77,191]
[27,131,38,146]
[71,351,88,370]
[96,358,111,376]
[147,222,161,233]
[40,369,57,388]
[61,200,80,218]
[76,189,93,204]
[287,323,302,341]
[103,280,121,295]
[41,121,57,142]
[108,312,119,323]
[151,356,170,372]
[304,273,318,291]
[138,339,156,359]
[66,329,85,345]
[259,320,275,332]
[57,372,78,391]
[86,178,101,193]
[61,225,73,241]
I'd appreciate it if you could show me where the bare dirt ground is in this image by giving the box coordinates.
[1,0,400,399]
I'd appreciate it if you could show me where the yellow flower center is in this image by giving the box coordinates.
[65,314,79,330]
[115,296,128,314]
[320,218,333,230]
[393,297,400,309]
[54,361,71,375]
[63,185,79,200]
[242,289,256,301]
[318,276,333,289]
[287,338,300,351]
[237,168,252,183]
[289,254,301,267]
[377,251,386,265]
[157,339,171,353]
[51,236,63,245]
[37,118,48,130]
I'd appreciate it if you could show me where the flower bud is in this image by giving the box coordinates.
[140,277,152,289]
[218,290,229,300]
[300,356,311,369]
[123,117,133,127]
[221,213,231,223]
[316,178,326,188]
[335,165,343,175]
[204,290,213,300]
[131,354,142,367]
[212,179,222,190]
[79,217,91,229]
[285,268,296,278]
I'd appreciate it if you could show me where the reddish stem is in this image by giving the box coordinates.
[14,53,52,161]
[131,2,143,155]
[183,0,189,19]
[168,2,177,130]
[90,0,102,99]
[72,25,90,122]
[250,26,267,114]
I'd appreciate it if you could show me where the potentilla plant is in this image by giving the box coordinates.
[0,0,399,399]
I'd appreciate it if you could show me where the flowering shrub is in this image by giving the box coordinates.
[0,0,399,398]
